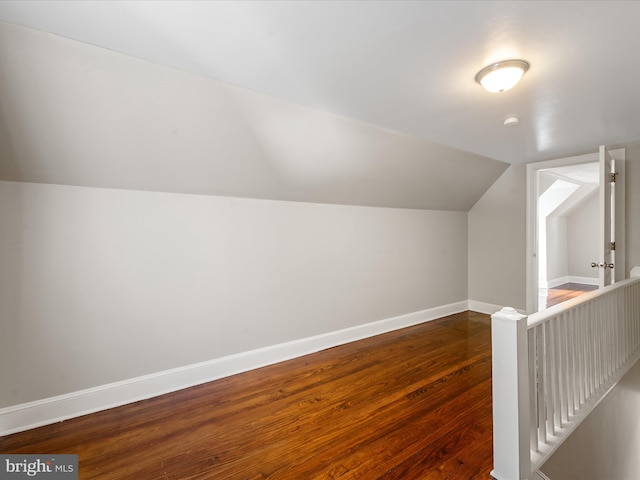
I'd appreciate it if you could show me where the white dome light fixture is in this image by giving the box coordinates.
[503,116,520,126]
[475,59,530,93]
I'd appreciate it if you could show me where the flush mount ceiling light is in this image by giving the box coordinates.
[475,59,530,93]
[503,116,520,126]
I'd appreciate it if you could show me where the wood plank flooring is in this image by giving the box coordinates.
[547,283,598,308]
[0,311,494,479]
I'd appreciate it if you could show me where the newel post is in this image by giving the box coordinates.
[491,307,531,480]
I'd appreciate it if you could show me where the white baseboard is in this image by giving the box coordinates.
[0,300,468,436]
[567,275,599,286]
[546,276,569,288]
[468,300,503,315]
[547,276,598,288]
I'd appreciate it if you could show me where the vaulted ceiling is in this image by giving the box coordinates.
[0,1,639,210]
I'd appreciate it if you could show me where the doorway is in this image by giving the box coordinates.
[526,147,626,313]
[536,161,599,309]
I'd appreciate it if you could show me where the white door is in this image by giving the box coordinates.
[597,145,626,287]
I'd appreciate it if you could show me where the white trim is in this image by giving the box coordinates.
[468,300,504,315]
[546,276,567,288]
[0,301,468,436]
[546,276,598,288]
[567,275,599,286]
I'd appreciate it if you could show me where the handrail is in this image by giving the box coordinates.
[527,276,640,329]
[491,272,640,480]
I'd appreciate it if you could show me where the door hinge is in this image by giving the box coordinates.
[610,172,618,183]
[611,241,616,251]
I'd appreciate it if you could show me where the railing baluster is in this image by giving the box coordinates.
[610,295,616,372]
[592,302,598,387]
[611,294,617,375]
[567,310,576,416]
[599,299,605,387]
[578,306,586,405]
[547,321,557,436]
[616,293,622,368]
[626,289,632,361]
[529,327,538,454]
[552,319,562,431]
[559,313,568,426]
[537,324,547,446]
[586,304,598,398]
[604,297,611,381]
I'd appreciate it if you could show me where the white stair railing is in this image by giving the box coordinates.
[491,272,640,480]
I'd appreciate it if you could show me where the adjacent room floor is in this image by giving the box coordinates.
[546,283,599,308]
[0,311,493,479]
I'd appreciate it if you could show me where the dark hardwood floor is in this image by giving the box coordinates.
[547,282,598,307]
[0,311,494,479]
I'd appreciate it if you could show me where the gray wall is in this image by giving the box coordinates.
[0,180,468,407]
[468,164,527,310]
[546,216,568,283]
[625,141,640,273]
[546,191,599,284]
[567,191,599,279]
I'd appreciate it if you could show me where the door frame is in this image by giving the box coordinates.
[526,148,626,314]
[525,148,625,313]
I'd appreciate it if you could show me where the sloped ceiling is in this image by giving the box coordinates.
[1,1,639,210]
[541,163,599,218]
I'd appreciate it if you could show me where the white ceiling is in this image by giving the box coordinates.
[0,1,639,210]
[540,165,599,218]
[1,0,638,164]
